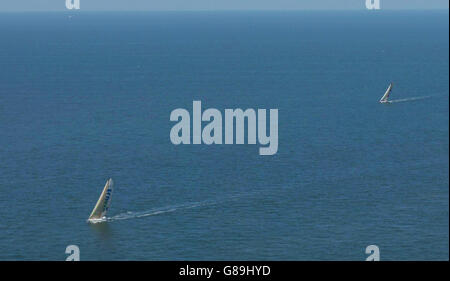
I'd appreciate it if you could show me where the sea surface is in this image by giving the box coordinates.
[0,11,448,260]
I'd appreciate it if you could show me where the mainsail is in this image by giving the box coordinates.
[88,178,114,222]
[380,83,393,103]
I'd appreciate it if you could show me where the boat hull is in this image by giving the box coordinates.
[87,217,107,224]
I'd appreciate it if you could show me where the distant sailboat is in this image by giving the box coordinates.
[379,83,393,103]
[88,178,113,223]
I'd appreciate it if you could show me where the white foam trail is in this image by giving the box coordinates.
[389,93,446,103]
[106,193,246,222]
[389,95,433,103]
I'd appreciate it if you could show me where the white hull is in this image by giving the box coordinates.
[87,217,107,224]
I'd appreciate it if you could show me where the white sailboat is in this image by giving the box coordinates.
[88,178,114,223]
[379,83,393,103]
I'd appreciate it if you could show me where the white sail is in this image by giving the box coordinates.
[88,178,114,222]
[380,83,393,103]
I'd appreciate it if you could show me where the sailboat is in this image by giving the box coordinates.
[87,178,114,223]
[379,83,393,103]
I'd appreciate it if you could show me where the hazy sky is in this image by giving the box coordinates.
[0,0,448,11]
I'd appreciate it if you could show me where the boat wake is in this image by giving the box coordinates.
[389,95,436,103]
[105,193,246,223]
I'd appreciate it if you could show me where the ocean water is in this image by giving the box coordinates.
[0,11,448,260]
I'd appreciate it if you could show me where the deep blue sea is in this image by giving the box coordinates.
[0,11,448,260]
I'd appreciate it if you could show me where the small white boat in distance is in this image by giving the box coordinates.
[380,83,393,103]
[87,178,114,223]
